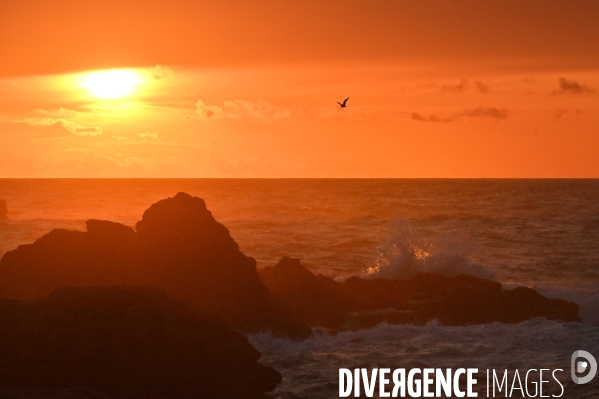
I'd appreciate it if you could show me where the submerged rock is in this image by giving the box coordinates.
[0,200,7,220]
[259,257,580,330]
[0,286,281,399]
[0,193,310,338]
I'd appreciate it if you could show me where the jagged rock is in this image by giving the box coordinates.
[259,257,356,328]
[0,193,310,338]
[0,221,140,300]
[1,193,577,341]
[0,200,7,220]
[259,257,580,330]
[0,286,281,399]
[134,193,279,332]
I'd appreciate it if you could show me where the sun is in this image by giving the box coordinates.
[81,69,142,99]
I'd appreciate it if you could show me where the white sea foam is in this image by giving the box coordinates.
[2,179,599,398]
[250,319,599,398]
[363,221,495,281]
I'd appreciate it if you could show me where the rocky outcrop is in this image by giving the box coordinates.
[258,256,357,328]
[0,221,139,301]
[0,193,310,338]
[0,193,579,340]
[134,193,279,332]
[0,286,281,399]
[259,257,580,330]
[0,200,7,220]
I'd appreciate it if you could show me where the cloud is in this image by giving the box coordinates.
[17,117,102,136]
[34,107,78,117]
[231,99,290,119]
[439,80,491,94]
[195,100,225,119]
[441,79,469,93]
[474,81,490,93]
[411,113,452,123]
[193,99,290,120]
[151,64,173,80]
[138,132,158,139]
[39,151,151,175]
[411,107,508,123]
[457,107,507,119]
[554,77,595,95]
[554,108,582,122]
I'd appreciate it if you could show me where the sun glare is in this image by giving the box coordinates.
[81,69,142,99]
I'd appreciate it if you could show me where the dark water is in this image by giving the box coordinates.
[0,179,598,397]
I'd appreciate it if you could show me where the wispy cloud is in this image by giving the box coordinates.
[553,108,582,122]
[34,107,79,117]
[441,79,469,93]
[229,99,290,119]
[458,107,507,119]
[195,100,226,119]
[16,117,102,136]
[554,77,595,95]
[193,99,290,120]
[138,132,158,139]
[440,79,491,94]
[411,113,452,123]
[474,81,490,94]
[151,64,173,80]
[411,107,508,123]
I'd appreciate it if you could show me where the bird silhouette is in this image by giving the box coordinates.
[337,97,349,108]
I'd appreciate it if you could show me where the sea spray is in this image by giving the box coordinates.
[249,320,599,399]
[363,220,495,281]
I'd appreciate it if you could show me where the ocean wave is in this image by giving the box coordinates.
[363,222,495,281]
[249,319,599,399]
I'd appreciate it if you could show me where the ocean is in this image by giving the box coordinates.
[1,179,598,398]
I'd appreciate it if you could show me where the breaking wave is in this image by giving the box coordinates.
[249,319,599,399]
[363,222,495,281]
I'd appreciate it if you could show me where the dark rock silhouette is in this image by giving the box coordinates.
[0,200,7,220]
[135,193,280,332]
[259,257,580,330]
[0,286,281,399]
[0,193,578,340]
[0,220,140,300]
[258,256,357,328]
[0,193,310,338]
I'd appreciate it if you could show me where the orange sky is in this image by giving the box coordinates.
[1,0,598,177]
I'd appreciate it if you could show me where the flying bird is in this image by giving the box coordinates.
[337,97,349,108]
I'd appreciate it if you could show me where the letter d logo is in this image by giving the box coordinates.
[571,350,597,384]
